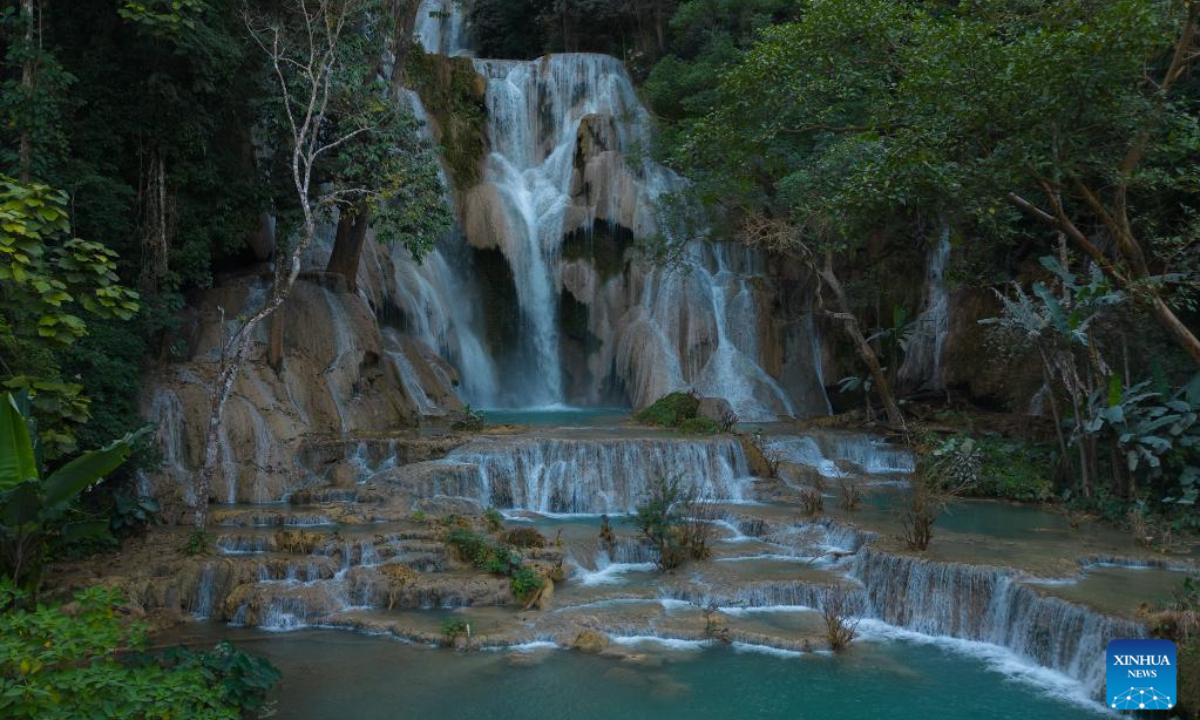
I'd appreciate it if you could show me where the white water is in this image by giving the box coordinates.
[389,90,499,405]
[898,226,952,390]
[413,0,472,56]
[761,433,915,478]
[473,55,651,404]
[469,54,805,416]
[442,434,753,513]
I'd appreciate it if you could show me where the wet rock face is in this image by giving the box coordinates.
[139,237,479,506]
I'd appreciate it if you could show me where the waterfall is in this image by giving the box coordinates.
[437,434,753,513]
[898,226,952,390]
[386,90,499,406]
[414,0,472,57]
[625,244,797,419]
[472,55,657,405]
[464,54,812,417]
[851,549,1144,697]
[762,433,915,478]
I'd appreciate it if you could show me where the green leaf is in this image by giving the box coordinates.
[41,432,141,515]
[0,481,41,526]
[0,393,38,490]
[1107,374,1123,408]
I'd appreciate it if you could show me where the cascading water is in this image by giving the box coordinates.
[472,55,654,405]
[467,53,808,416]
[413,0,472,57]
[898,226,952,390]
[428,434,753,513]
[852,549,1145,698]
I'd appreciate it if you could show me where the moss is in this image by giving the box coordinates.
[972,437,1056,502]
[635,391,700,427]
[678,416,719,435]
[405,46,489,191]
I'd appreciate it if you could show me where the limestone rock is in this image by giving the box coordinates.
[697,396,735,425]
[572,629,610,653]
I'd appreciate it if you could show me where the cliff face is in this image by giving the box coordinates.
[140,236,465,511]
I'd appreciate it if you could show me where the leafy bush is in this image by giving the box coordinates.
[1,392,144,594]
[450,404,486,432]
[109,487,161,535]
[510,565,544,602]
[634,475,714,571]
[502,528,546,549]
[440,618,470,639]
[635,391,700,427]
[679,416,719,435]
[0,582,279,719]
[973,438,1056,502]
[445,528,543,603]
[180,528,215,556]
[482,507,504,533]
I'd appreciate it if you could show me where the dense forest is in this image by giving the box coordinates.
[2,0,1199,717]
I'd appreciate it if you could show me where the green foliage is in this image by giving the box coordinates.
[0,581,279,719]
[439,617,469,638]
[482,507,504,533]
[919,436,983,491]
[180,528,215,556]
[405,47,489,192]
[634,475,713,571]
[0,178,140,457]
[635,391,700,427]
[1086,377,1200,505]
[450,404,486,432]
[645,0,794,123]
[678,416,718,435]
[445,526,543,602]
[510,564,543,602]
[0,393,142,593]
[974,438,1056,503]
[411,510,428,523]
[108,488,161,535]
[117,0,208,36]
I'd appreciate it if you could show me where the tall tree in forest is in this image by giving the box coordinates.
[676,0,1200,371]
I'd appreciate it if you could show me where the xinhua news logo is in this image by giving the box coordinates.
[1106,639,1177,711]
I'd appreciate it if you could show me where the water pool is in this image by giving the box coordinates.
[161,623,1107,719]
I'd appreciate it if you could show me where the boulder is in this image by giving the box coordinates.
[572,629,610,653]
[697,396,735,425]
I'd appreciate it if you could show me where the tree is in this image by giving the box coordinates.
[0,393,142,595]
[0,177,140,457]
[0,582,279,718]
[191,0,449,525]
[634,475,714,570]
[677,0,1200,370]
[192,0,370,526]
[321,0,450,293]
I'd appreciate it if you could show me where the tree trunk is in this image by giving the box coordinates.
[325,208,370,293]
[268,305,285,373]
[653,0,667,53]
[18,0,36,181]
[816,256,904,428]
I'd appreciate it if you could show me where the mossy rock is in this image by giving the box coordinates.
[405,46,489,191]
[678,416,719,435]
[635,392,700,427]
